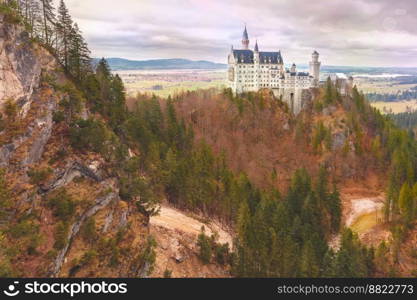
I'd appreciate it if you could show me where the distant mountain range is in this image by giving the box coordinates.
[94,58,227,71]
[95,57,417,75]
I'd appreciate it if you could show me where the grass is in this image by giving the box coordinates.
[350,210,383,234]
[125,79,226,97]
[371,100,417,114]
[355,78,416,94]
[119,70,227,98]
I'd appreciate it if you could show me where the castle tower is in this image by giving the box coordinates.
[254,40,260,63]
[242,26,249,50]
[291,63,296,73]
[309,50,321,86]
[254,40,260,90]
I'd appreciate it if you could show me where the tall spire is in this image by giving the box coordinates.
[242,24,249,50]
[243,25,248,40]
[254,40,259,52]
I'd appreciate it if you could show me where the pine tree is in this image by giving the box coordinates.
[56,0,72,69]
[68,23,91,80]
[398,183,414,224]
[40,0,55,46]
[300,239,320,277]
[197,226,212,264]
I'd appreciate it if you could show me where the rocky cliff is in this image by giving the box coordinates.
[0,14,51,117]
[0,13,150,278]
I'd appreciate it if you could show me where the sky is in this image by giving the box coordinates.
[58,0,417,67]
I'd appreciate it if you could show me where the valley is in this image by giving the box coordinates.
[117,69,226,98]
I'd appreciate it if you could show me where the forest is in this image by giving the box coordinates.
[0,0,416,278]
[366,86,417,102]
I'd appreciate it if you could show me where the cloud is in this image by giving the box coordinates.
[59,0,417,67]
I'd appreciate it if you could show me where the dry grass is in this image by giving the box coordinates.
[350,210,383,234]
[371,100,417,114]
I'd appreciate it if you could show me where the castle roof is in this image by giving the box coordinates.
[232,49,283,64]
[233,49,253,63]
[260,52,283,64]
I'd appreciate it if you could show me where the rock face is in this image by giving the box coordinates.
[0,14,55,117]
[0,14,149,278]
[51,188,119,277]
[0,68,57,168]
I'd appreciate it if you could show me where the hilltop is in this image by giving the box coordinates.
[125,83,417,277]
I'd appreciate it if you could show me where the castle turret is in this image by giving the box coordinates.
[254,40,260,63]
[291,63,296,73]
[253,40,260,89]
[309,50,321,86]
[242,25,249,50]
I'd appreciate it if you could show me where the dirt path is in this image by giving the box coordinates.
[150,205,233,245]
[148,205,233,278]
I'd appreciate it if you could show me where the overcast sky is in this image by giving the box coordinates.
[58,0,417,67]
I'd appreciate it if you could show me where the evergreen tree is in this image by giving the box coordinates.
[56,0,72,69]
[68,23,91,80]
[40,0,55,46]
[398,183,414,224]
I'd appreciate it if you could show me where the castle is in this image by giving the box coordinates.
[228,26,321,113]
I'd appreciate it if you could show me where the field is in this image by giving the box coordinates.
[353,78,416,94]
[115,67,417,115]
[350,73,417,114]
[115,69,227,98]
[370,100,417,114]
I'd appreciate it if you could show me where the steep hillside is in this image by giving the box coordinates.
[0,13,152,277]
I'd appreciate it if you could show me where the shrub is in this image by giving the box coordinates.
[197,227,212,264]
[49,148,67,165]
[52,111,65,123]
[0,3,22,24]
[163,269,172,278]
[109,247,120,268]
[69,118,110,154]
[27,167,53,185]
[80,250,98,266]
[0,113,4,132]
[0,259,15,277]
[214,243,230,265]
[138,236,156,275]
[54,221,69,250]
[81,217,97,243]
[8,218,39,239]
[48,189,76,221]
[0,168,12,219]
[4,99,18,119]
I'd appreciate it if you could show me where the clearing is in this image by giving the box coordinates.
[341,189,390,246]
[149,205,232,278]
